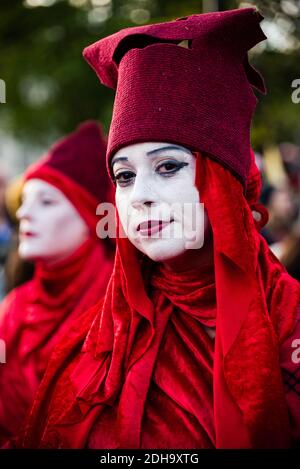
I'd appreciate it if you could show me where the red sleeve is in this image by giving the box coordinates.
[280,303,300,447]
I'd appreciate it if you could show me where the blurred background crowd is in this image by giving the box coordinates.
[0,0,299,297]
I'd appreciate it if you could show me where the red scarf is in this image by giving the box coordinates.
[19,153,300,449]
[195,153,300,448]
[0,237,112,444]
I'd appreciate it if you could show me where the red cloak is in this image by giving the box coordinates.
[0,236,112,445]
[18,152,300,449]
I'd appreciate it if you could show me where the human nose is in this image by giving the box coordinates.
[16,199,34,221]
[129,172,157,210]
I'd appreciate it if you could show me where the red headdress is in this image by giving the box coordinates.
[24,120,111,235]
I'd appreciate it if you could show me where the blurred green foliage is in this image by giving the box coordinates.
[0,0,299,151]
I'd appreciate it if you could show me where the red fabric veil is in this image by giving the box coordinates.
[18,151,300,449]
[195,152,300,447]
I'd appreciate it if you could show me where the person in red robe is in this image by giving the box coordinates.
[18,9,300,448]
[0,121,114,445]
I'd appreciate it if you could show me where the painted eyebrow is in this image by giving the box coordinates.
[25,190,58,198]
[111,156,129,168]
[111,145,192,168]
[38,189,58,196]
[146,145,192,156]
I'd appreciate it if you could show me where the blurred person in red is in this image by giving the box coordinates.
[260,143,300,277]
[263,184,297,252]
[274,143,300,280]
[0,121,114,445]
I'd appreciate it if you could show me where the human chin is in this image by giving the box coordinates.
[133,236,187,263]
[18,239,47,261]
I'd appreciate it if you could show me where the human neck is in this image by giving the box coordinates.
[37,238,92,270]
[162,232,214,274]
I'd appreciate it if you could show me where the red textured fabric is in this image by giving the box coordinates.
[246,149,269,230]
[25,120,110,204]
[0,237,113,445]
[83,8,266,186]
[246,149,262,205]
[18,152,300,449]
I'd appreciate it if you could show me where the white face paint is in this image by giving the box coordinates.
[17,179,89,265]
[112,142,210,266]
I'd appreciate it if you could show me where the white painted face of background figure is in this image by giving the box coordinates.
[17,179,89,265]
[111,142,210,267]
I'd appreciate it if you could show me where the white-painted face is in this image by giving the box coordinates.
[111,142,209,264]
[17,179,89,264]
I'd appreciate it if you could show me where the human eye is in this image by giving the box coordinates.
[156,159,188,177]
[113,170,136,187]
[41,198,56,206]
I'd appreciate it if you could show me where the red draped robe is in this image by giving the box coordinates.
[0,237,112,445]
